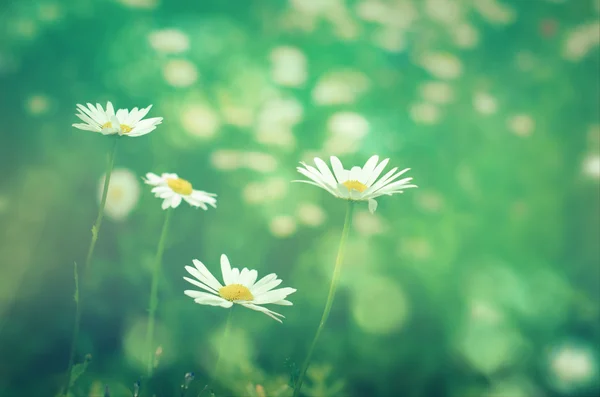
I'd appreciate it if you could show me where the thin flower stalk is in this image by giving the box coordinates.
[293,202,355,397]
[214,308,234,380]
[145,208,173,377]
[63,136,119,396]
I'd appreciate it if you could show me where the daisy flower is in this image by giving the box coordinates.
[72,102,162,137]
[294,155,417,213]
[98,168,141,221]
[113,105,163,136]
[143,172,217,210]
[72,102,119,134]
[183,254,296,323]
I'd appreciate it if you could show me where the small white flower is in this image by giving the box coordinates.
[72,102,163,137]
[98,168,141,221]
[294,155,417,213]
[73,102,119,134]
[113,105,163,136]
[143,172,217,210]
[183,254,296,323]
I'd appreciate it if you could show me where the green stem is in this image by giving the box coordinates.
[293,201,355,397]
[145,209,172,378]
[213,308,234,380]
[63,136,118,396]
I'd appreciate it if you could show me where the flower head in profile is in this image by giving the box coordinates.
[73,102,163,137]
[143,172,217,210]
[294,155,417,213]
[183,254,296,323]
[98,168,141,221]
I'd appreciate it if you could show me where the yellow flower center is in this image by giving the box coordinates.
[167,178,193,195]
[101,122,112,129]
[120,124,133,134]
[342,180,368,193]
[219,284,254,302]
[108,186,124,201]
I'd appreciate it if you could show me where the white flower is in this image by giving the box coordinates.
[98,168,141,221]
[72,102,163,137]
[113,105,163,136]
[549,344,597,388]
[294,155,417,213]
[148,29,190,54]
[183,254,296,323]
[73,102,119,134]
[143,172,217,210]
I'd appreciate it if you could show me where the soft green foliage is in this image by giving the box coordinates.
[68,356,91,389]
[304,364,345,397]
[0,0,599,396]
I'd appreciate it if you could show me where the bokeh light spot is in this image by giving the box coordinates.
[351,275,409,335]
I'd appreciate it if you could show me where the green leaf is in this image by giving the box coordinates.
[69,354,92,387]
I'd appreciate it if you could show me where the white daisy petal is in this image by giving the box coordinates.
[366,158,390,186]
[144,172,163,185]
[271,299,293,306]
[183,195,209,209]
[364,167,398,193]
[72,123,99,132]
[301,163,336,189]
[80,104,100,122]
[349,189,362,200]
[252,278,283,296]
[171,194,183,208]
[161,198,171,210]
[125,107,139,125]
[192,259,223,290]
[295,168,339,196]
[372,185,417,197]
[156,190,175,199]
[349,166,362,181]
[336,183,352,199]
[296,165,326,185]
[220,254,233,285]
[151,186,172,196]
[330,156,348,183]
[313,157,338,186]
[184,275,218,294]
[251,273,277,291]
[116,108,127,121]
[368,198,378,213]
[374,177,415,193]
[106,102,115,117]
[131,105,152,124]
[194,296,233,308]
[230,268,240,284]
[253,287,297,304]
[75,112,99,127]
[86,103,100,118]
[238,268,251,286]
[291,180,336,193]
[191,191,217,207]
[366,168,411,194]
[184,289,218,299]
[76,104,96,120]
[361,155,379,181]
[246,269,258,288]
[240,303,284,323]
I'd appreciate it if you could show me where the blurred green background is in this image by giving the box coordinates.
[0,0,599,396]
